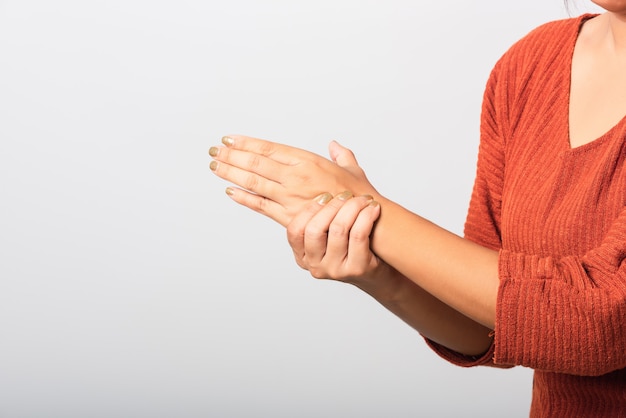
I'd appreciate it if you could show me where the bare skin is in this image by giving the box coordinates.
[211,138,497,355]
[209,8,626,357]
[570,11,626,147]
[288,192,494,355]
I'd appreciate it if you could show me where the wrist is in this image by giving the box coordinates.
[367,194,396,253]
[349,262,407,304]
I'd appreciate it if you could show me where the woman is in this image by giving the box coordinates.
[208,2,626,416]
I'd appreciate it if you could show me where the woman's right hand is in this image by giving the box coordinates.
[286,191,385,285]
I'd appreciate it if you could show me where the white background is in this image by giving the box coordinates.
[0,1,603,417]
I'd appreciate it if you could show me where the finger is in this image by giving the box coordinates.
[328,140,359,167]
[210,157,279,201]
[221,134,313,165]
[224,186,290,227]
[346,200,381,268]
[210,145,283,195]
[210,145,286,183]
[286,192,333,266]
[303,191,354,264]
[211,137,337,201]
[325,195,374,260]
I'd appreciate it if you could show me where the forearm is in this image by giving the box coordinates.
[209,135,499,351]
[370,196,500,329]
[352,263,494,357]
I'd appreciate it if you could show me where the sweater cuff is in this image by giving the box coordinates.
[494,249,557,368]
[422,335,496,368]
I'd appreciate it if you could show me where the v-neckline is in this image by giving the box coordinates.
[565,13,626,153]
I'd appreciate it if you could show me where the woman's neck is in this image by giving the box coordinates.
[583,12,626,54]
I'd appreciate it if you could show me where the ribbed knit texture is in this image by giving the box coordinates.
[428,15,626,417]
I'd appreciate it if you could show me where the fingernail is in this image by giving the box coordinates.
[222,136,234,146]
[209,147,219,157]
[209,161,218,171]
[369,200,380,208]
[314,192,333,205]
[360,194,373,202]
[225,187,234,196]
[337,191,353,201]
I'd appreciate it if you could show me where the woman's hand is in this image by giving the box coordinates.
[209,134,379,226]
[286,191,385,285]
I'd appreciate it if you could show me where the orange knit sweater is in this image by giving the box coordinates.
[428,15,626,417]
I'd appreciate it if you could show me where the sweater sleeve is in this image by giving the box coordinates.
[496,221,626,376]
[428,42,626,376]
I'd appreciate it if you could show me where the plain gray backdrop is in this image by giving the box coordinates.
[0,1,604,417]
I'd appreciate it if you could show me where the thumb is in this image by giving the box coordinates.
[328,140,358,167]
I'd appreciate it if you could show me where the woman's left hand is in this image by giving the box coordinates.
[286,191,384,284]
[209,134,379,226]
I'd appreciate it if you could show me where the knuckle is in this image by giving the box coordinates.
[292,163,313,181]
[294,258,307,270]
[243,173,259,191]
[349,229,370,244]
[247,154,262,171]
[254,196,268,214]
[351,265,367,277]
[259,141,276,156]
[304,223,326,240]
[309,268,327,280]
[286,226,304,246]
[328,222,350,239]
[285,225,297,241]
[329,268,342,280]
